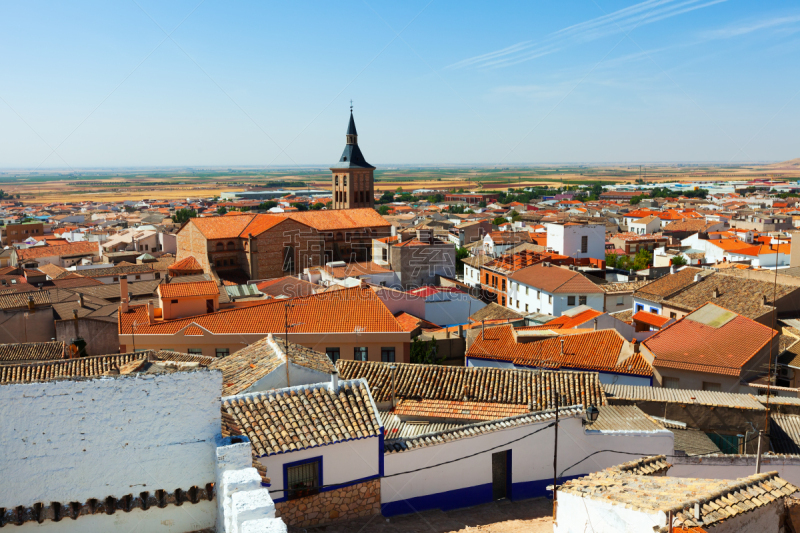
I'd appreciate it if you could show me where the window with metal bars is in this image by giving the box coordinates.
[286,460,320,500]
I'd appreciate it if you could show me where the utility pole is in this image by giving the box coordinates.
[283,300,304,387]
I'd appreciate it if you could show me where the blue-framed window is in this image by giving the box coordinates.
[635,304,644,312]
[649,307,659,314]
[284,456,323,501]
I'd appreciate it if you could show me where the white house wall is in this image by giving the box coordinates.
[554,490,665,533]
[381,417,672,516]
[0,370,222,510]
[258,436,381,504]
[546,224,605,260]
[11,501,216,533]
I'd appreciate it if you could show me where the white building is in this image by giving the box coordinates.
[556,455,797,533]
[507,263,604,316]
[628,215,661,235]
[546,221,606,260]
[0,352,284,533]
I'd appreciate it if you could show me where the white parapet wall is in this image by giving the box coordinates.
[215,435,286,533]
[0,369,222,531]
[670,454,800,487]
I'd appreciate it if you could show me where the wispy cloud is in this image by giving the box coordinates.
[700,14,800,40]
[447,0,728,70]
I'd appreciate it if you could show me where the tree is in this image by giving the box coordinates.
[508,210,521,222]
[310,202,325,210]
[670,255,687,267]
[378,191,395,204]
[172,208,197,225]
[605,253,619,269]
[290,202,308,211]
[478,200,487,208]
[217,206,228,215]
[325,201,333,209]
[396,187,403,193]
[456,246,470,275]
[632,248,653,271]
[377,205,390,215]
[123,205,136,213]
[398,193,415,203]
[410,336,442,365]
[629,195,643,205]
[257,201,278,211]
[492,216,508,226]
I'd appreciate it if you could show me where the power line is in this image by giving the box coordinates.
[268,420,556,496]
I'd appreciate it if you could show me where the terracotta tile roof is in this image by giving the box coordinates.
[169,256,203,271]
[210,335,335,396]
[0,341,66,364]
[393,311,440,332]
[708,238,751,251]
[663,219,720,232]
[80,263,155,278]
[469,302,524,323]
[184,325,204,336]
[221,380,381,457]
[158,280,220,299]
[188,214,257,240]
[0,290,52,310]
[255,276,317,298]
[467,324,652,377]
[0,350,210,384]
[36,263,68,279]
[663,272,795,320]
[51,276,104,289]
[325,261,392,278]
[393,399,530,421]
[636,267,706,302]
[281,208,390,231]
[15,241,99,261]
[384,406,584,454]
[606,454,672,475]
[560,467,797,530]
[543,309,603,329]
[510,264,603,294]
[120,286,403,334]
[632,310,671,328]
[337,360,607,411]
[644,303,778,377]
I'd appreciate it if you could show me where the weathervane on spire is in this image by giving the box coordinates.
[350,99,353,112]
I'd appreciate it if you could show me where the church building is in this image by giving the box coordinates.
[331,109,375,210]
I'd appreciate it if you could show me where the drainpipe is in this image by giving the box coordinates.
[755,430,763,474]
[390,365,397,410]
[330,369,339,393]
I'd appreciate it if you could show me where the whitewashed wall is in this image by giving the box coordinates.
[554,490,664,533]
[258,436,380,503]
[670,455,800,488]
[0,370,222,510]
[381,415,672,516]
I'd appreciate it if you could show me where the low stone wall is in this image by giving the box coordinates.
[275,478,380,528]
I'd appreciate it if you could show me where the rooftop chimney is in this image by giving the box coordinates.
[694,274,701,282]
[120,277,129,313]
[670,264,676,274]
[27,294,35,312]
[390,365,398,409]
[330,369,339,393]
[763,295,768,305]
[147,299,155,323]
[560,338,565,357]
[712,288,720,298]
[633,339,640,354]
[78,293,84,308]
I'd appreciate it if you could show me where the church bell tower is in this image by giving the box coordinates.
[331,106,375,210]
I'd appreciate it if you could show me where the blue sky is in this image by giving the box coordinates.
[0,0,798,168]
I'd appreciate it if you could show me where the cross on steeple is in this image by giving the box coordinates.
[350,99,353,112]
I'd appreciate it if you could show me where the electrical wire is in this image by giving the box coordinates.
[268,420,556,496]
[557,431,763,481]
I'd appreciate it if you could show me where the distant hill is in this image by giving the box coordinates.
[770,158,800,168]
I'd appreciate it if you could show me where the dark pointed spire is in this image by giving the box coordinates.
[346,109,358,137]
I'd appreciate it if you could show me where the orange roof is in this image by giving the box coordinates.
[189,214,257,240]
[393,399,529,421]
[734,243,790,256]
[169,256,203,271]
[644,303,777,377]
[184,326,204,336]
[632,310,670,328]
[158,281,219,299]
[281,208,390,231]
[467,324,651,376]
[709,238,751,252]
[543,309,603,329]
[120,286,403,335]
[15,241,99,261]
